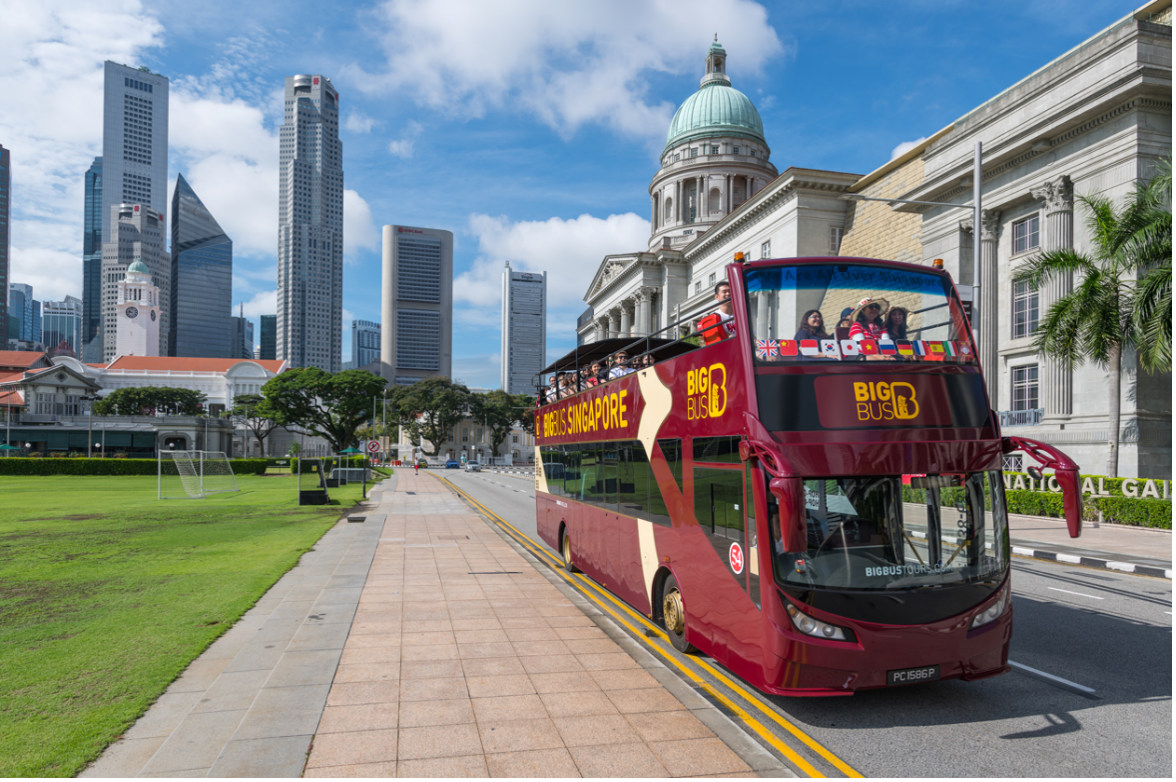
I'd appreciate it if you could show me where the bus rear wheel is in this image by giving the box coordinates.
[561,529,579,573]
[661,574,696,653]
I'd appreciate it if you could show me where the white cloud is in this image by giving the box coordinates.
[356,0,785,144]
[387,120,423,158]
[238,289,276,318]
[344,111,378,134]
[343,190,379,260]
[891,137,928,160]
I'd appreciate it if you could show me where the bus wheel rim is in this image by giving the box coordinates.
[664,589,685,634]
[562,535,571,564]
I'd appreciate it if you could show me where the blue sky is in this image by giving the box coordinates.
[1,0,1140,388]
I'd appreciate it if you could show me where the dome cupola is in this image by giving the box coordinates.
[663,39,768,156]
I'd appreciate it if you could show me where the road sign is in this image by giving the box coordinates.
[366,440,380,454]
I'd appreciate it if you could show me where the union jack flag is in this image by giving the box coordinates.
[756,339,780,358]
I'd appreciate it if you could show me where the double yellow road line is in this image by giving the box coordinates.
[436,474,862,779]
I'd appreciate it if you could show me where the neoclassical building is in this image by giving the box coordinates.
[579,4,1171,478]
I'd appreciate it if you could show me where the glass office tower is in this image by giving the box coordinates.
[82,156,103,362]
[170,174,232,357]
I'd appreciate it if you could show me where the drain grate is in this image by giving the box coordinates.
[348,516,366,523]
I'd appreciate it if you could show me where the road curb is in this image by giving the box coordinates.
[1012,546,1172,579]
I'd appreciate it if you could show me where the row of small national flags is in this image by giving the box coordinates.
[755,338,975,361]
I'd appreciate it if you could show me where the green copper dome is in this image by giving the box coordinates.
[663,41,766,155]
[126,259,150,275]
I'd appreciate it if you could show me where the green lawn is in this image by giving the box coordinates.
[0,473,377,777]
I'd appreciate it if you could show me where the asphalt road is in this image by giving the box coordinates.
[439,468,1173,778]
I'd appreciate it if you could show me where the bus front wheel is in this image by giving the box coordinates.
[561,528,579,573]
[661,574,696,654]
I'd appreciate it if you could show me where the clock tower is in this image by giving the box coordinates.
[115,258,162,356]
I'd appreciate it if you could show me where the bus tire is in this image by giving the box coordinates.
[560,527,579,573]
[661,574,697,654]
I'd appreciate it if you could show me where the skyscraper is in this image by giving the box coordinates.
[351,319,381,369]
[170,173,232,357]
[98,62,168,361]
[259,314,276,360]
[0,144,9,349]
[82,156,103,362]
[276,74,343,371]
[501,262,546,394]
[7,283,39,342]
[230,314,254,359]
[101,203,169,360]
[380,225,453,385]
[42,295,83,356]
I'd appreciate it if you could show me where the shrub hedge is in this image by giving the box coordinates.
[0,458,269,476]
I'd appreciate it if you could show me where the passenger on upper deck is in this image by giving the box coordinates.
[608,351,634,379]
[794,310,830,342]
[884,307,909,340]
[848,297,888,342]
[698,281,736,345]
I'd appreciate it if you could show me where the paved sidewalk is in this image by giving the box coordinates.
[84,471,787,778]
[1008,513,1172,578]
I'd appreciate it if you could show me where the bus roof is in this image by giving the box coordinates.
[540,337,697,374]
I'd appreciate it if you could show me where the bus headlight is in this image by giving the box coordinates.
[786,604,854,642]
[970,586,1009,629]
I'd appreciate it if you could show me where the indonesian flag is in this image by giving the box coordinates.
[799,340,821,357]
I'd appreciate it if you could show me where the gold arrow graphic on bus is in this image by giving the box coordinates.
[636,366,673,462]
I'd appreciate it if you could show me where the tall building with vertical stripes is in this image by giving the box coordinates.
[0,144,9,349]
[501,262,546,393]
[276,74,343,371]
[380,225,452,385]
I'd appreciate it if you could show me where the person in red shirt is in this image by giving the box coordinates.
[698,281,736,345]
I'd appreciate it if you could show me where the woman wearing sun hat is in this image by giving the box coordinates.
[848,296,888,342]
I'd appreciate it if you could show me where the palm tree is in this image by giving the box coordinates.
[1128,159,1172,372]
[1011,177,1165,478]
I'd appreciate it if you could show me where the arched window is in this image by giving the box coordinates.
[664,196,673,222]
[709,187,721,213]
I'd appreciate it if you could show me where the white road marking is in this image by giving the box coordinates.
[1048,587,1104,600]
[1009,661,1097,695]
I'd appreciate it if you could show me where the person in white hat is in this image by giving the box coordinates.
[848,296,889,342]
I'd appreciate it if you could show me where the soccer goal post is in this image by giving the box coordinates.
[159,450,240,499]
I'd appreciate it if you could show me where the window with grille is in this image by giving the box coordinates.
[1012,280,1038,339]
[1011,365,1039,411]
[1012,215,1040,254]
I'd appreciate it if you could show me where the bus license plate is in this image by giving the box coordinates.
[887,665,940,686]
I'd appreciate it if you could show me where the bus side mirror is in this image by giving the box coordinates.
[1003,435,1082,539]
[1054,467,1082,538]
[769,476,808,553]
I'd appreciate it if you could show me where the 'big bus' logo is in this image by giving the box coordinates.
[853,381,919,422]
[687,363,728,421]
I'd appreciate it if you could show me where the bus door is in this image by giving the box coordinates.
[692,464,758,607]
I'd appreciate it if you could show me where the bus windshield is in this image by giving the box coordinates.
[769,471,1008,590]
[744,262,976,363]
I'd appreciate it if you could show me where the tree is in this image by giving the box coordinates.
[470,390,536,455]
[228,393,280,457]
[260,368,387,453]
[1128,158,1172,373]
[387,377,470,456]
[1012,176,1169,477]
[94,386,206,416]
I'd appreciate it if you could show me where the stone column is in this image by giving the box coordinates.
[1030,175,1074,418]
[636,287,654,335]
[619,300,634,338]
[608,309,621,339]
[979,210,1002,403]
[596,317,610,342]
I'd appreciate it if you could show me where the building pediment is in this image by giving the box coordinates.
[585,254,638,301]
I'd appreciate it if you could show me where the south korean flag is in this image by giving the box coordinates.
[820,339,841,359]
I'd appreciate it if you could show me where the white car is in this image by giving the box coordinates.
[465,461,482,472]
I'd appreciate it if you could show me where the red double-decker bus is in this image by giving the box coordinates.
[535,255,1082,696]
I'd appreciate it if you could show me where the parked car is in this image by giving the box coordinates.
[445,460,460,469]
[465,461,481,472]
